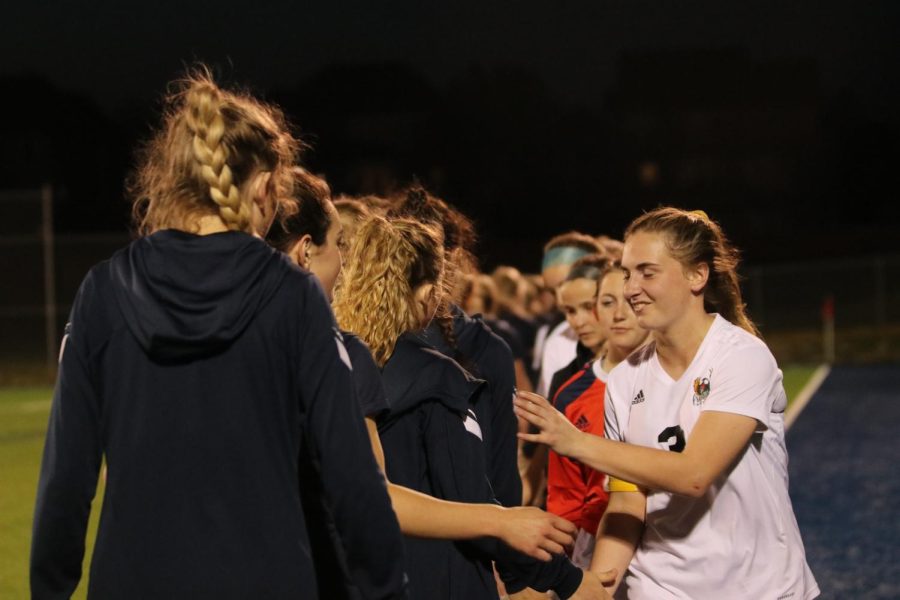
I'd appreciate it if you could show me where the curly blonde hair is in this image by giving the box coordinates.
[333,216,444,366]
[129,66,300,235]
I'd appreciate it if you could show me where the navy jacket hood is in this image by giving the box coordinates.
[110,229,292,361]
[420,304,496,371]
[380,333,484,423]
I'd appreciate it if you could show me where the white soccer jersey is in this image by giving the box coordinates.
[604,315,819,600]
[537,320,579,396]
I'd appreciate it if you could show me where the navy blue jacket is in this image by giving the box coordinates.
[377,334,582,600]
[31,230,406,600]
[421,306,522,507]
[298,332,393,600]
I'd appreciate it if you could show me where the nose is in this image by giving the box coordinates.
[571,310,587,328]
[623,275,640,301]
[613,301,625,321]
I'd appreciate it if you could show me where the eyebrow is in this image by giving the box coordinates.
[634,262,659,271]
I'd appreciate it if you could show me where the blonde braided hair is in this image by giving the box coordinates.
[129,66,300,235]
[333,216,444,366]
[183,83,250,230]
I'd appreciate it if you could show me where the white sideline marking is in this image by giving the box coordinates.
[784,364,831,430]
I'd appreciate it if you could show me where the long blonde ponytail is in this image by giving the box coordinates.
[334,216,444,366]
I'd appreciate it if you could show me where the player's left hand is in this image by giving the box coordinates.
[514,391,583,458]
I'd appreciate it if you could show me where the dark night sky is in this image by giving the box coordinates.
[4,1,897,117]
[1,1,898,268]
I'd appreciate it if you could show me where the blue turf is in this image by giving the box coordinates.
[787,365,900,599]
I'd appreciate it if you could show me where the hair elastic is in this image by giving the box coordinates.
[542,246,591,271]
[565,264,605,283]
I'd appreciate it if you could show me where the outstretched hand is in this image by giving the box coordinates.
[498,506,576,561]
[514,391,584,458]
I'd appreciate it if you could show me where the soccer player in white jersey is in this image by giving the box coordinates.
[514,207,819,599]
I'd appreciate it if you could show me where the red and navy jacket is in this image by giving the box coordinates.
[546,360,609,534]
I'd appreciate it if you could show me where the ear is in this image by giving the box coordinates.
[249,171,277,235]
[414,283,435,306]
[686,262,710,294]
[289,235,313,268]
[414,283,436,320]
[251,171,273,207]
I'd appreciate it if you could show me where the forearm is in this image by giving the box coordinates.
[568,433,707,496]
[516,383,762,498]
[371,416,507,541]
[388,484,505,539]
[590,492,645,595]
[521,443,548,506]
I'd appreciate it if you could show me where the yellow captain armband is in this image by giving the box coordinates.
[608,477,641,492]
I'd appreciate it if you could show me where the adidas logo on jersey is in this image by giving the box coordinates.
[632,390,645,405]
[574,415,590,431]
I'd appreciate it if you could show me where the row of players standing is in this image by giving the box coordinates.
[330,139,819,597]
[31,69,818,600]
[30,70,603,600]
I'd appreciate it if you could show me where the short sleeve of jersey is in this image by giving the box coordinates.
[342,333,390,418]
[603,366,631,444]
[700,343,779,430]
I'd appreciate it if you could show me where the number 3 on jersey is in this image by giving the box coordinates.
[658,425,686,453]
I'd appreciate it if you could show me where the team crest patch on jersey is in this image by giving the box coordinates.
[692,369,712,405]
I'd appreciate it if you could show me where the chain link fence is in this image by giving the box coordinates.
[747,257,900,364]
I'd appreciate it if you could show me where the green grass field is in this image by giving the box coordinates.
[0,387,103,600]
[0,366,820,597]
[782,365,818,405]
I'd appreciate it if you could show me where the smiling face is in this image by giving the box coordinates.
[596,269,649,356]
[557,277,605,354]
[621,230,703,333]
